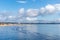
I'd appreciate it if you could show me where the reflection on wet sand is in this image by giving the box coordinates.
[0,24,60,40]
[17,24,60,40]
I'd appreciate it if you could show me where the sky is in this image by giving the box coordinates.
[0,0,60,22]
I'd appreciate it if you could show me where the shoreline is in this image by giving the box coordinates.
[0,23,60,26]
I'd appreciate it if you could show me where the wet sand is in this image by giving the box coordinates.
[0,24,32,26]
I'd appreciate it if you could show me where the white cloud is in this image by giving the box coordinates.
[8,16,15,18]
[19,8,25,14]
[18,8,25,17]
[18,4,60,19]
[8,16,16,20]
[26,17,37,21]
[56,18,60,21]
[40,7,46,14]
[7,16,17,22]
[39,4,60,15]
[45,4,55,13]
[8,16,12,18]
[54,4,60,11]
[40,4,56,14]
[0,15,7,21]
[16,1,27,3]
[26,9,39,17]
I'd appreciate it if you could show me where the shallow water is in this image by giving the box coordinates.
[0,24,60,40]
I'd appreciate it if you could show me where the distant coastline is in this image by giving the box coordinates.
[0,22,60,26]
[0,22,60,24]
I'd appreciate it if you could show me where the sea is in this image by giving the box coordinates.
[0,24,60,40]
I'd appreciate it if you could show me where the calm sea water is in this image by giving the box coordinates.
[0,24,60,40]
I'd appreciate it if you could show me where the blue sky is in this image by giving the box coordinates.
[0,0,60,22]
